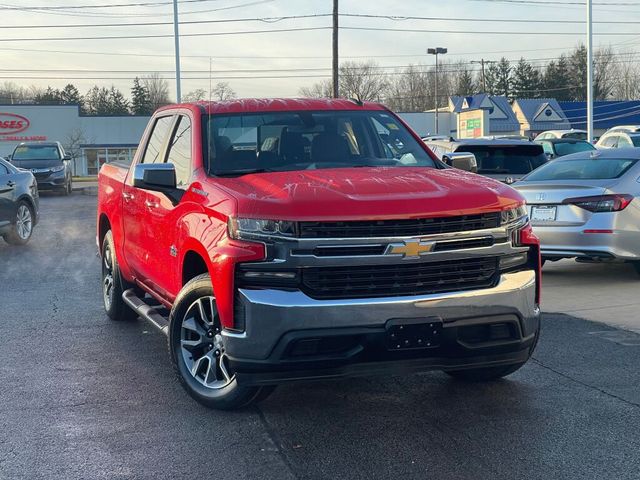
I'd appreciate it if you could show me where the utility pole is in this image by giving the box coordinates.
[586,0,594,142]
[428,47,447,134]
[173,0,182,103]
[471,59,496,93]
[332,0,339,98]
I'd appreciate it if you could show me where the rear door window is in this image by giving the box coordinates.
[0,162,8,175]
[600,135,618,148]
[617,136,633,148]
[141,116,174,164]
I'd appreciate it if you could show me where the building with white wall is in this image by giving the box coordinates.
[0,105,150,176]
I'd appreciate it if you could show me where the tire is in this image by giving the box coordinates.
[4,200,34,245]
[168,273,273,410]
[632,262,640,276]
[445,324,540,382]
[64,178,72,196]
[101,230,138,322]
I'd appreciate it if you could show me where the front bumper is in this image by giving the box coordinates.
[223,270,540,385]
[34,172,67,190]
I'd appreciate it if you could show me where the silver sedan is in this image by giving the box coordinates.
[513,149,640,271]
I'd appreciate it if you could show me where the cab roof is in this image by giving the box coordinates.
[162,98,388,115]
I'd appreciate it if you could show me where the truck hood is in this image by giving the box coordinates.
[213,167,524,220]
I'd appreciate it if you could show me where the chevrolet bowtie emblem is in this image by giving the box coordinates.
[385,239,436,259]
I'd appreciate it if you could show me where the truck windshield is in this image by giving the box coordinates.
[12,145,60,161]
[456,145,548,175]
[203,110,436,176]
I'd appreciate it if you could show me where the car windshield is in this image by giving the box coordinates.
[554,141,596,156]
[203,110,436,176]
[12,145,60,161]
[456,145,548,175]
[563,132,588,140]
[525,158,637,181]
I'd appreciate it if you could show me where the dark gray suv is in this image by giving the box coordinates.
[8,142,72,195]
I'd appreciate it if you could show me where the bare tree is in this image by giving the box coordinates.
[211,82,236,101]
[182,88,207,102]
[339,61,388,102]
[141,73,171,109]
[64,128,90,176]
[609,51,640,100]
[385,65,431,112]
[299,79,333,98]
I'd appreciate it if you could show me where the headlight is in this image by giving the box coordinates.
[228,217,297,239]
[500,205,528,226]
[50,165,65,173]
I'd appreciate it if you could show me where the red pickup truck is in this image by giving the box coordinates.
[97,98,541,410]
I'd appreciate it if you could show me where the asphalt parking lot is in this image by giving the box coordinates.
[1,194,639,480]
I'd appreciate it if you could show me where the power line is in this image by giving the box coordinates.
[4,12,640,29]
[0,0,220,9]
[0,26,332,43]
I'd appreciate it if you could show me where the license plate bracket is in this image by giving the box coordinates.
[385,317,443,351]
[531,205,557,221]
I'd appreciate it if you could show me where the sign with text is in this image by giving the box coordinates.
[458,110,488,139]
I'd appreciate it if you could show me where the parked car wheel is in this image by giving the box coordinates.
[169,273,274,410]
[101,230,138,321]
[445,325,540,382]
[4,201,34,245]
[63,178,72,196]
[632,262,640,276]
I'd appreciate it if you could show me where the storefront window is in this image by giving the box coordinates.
[84,147,137,176]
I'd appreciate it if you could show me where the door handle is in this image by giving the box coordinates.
[6,181,15,188]
[144,200,159,209]
[122,192,134,201]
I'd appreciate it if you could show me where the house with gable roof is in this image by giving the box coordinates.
[449,94,521,137]
[512,98,571,137]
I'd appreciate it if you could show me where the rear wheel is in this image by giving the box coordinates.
[4,201,34,245]
[101,230,138,321]
[632,262,640,276]
[169,274,274,410]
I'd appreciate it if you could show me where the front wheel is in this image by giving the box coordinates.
[632,261,640,276]
[168,274,274,410]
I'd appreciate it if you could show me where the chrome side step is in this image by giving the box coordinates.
[122,289,170,336]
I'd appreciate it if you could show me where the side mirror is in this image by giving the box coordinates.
[133,163,183,204]
[444,152,477,173]
[64,154,72,161]
[545,152,554,160]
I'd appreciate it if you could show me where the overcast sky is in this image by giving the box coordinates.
[2,0,639,100]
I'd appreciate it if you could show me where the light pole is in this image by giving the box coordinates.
[586,0,593,142]
[173,0,182,103]
[428,47,447,134]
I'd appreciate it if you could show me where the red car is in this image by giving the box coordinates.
[97,98,541,410]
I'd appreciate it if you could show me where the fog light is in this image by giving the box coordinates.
[499,252,528,270]
[241,271,297,279]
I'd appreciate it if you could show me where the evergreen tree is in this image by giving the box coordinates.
[543,55,572,101]
[131,77,153,115]
[108,86,130,115]
[486,57,511,98]
[59,84,83,107]
[569,45,588,101]
[34,86,62,105]
[84,86,112,115]
[511,58,542,98]
[454,69,476,97]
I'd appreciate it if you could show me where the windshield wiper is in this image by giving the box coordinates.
[212,168,276,177]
